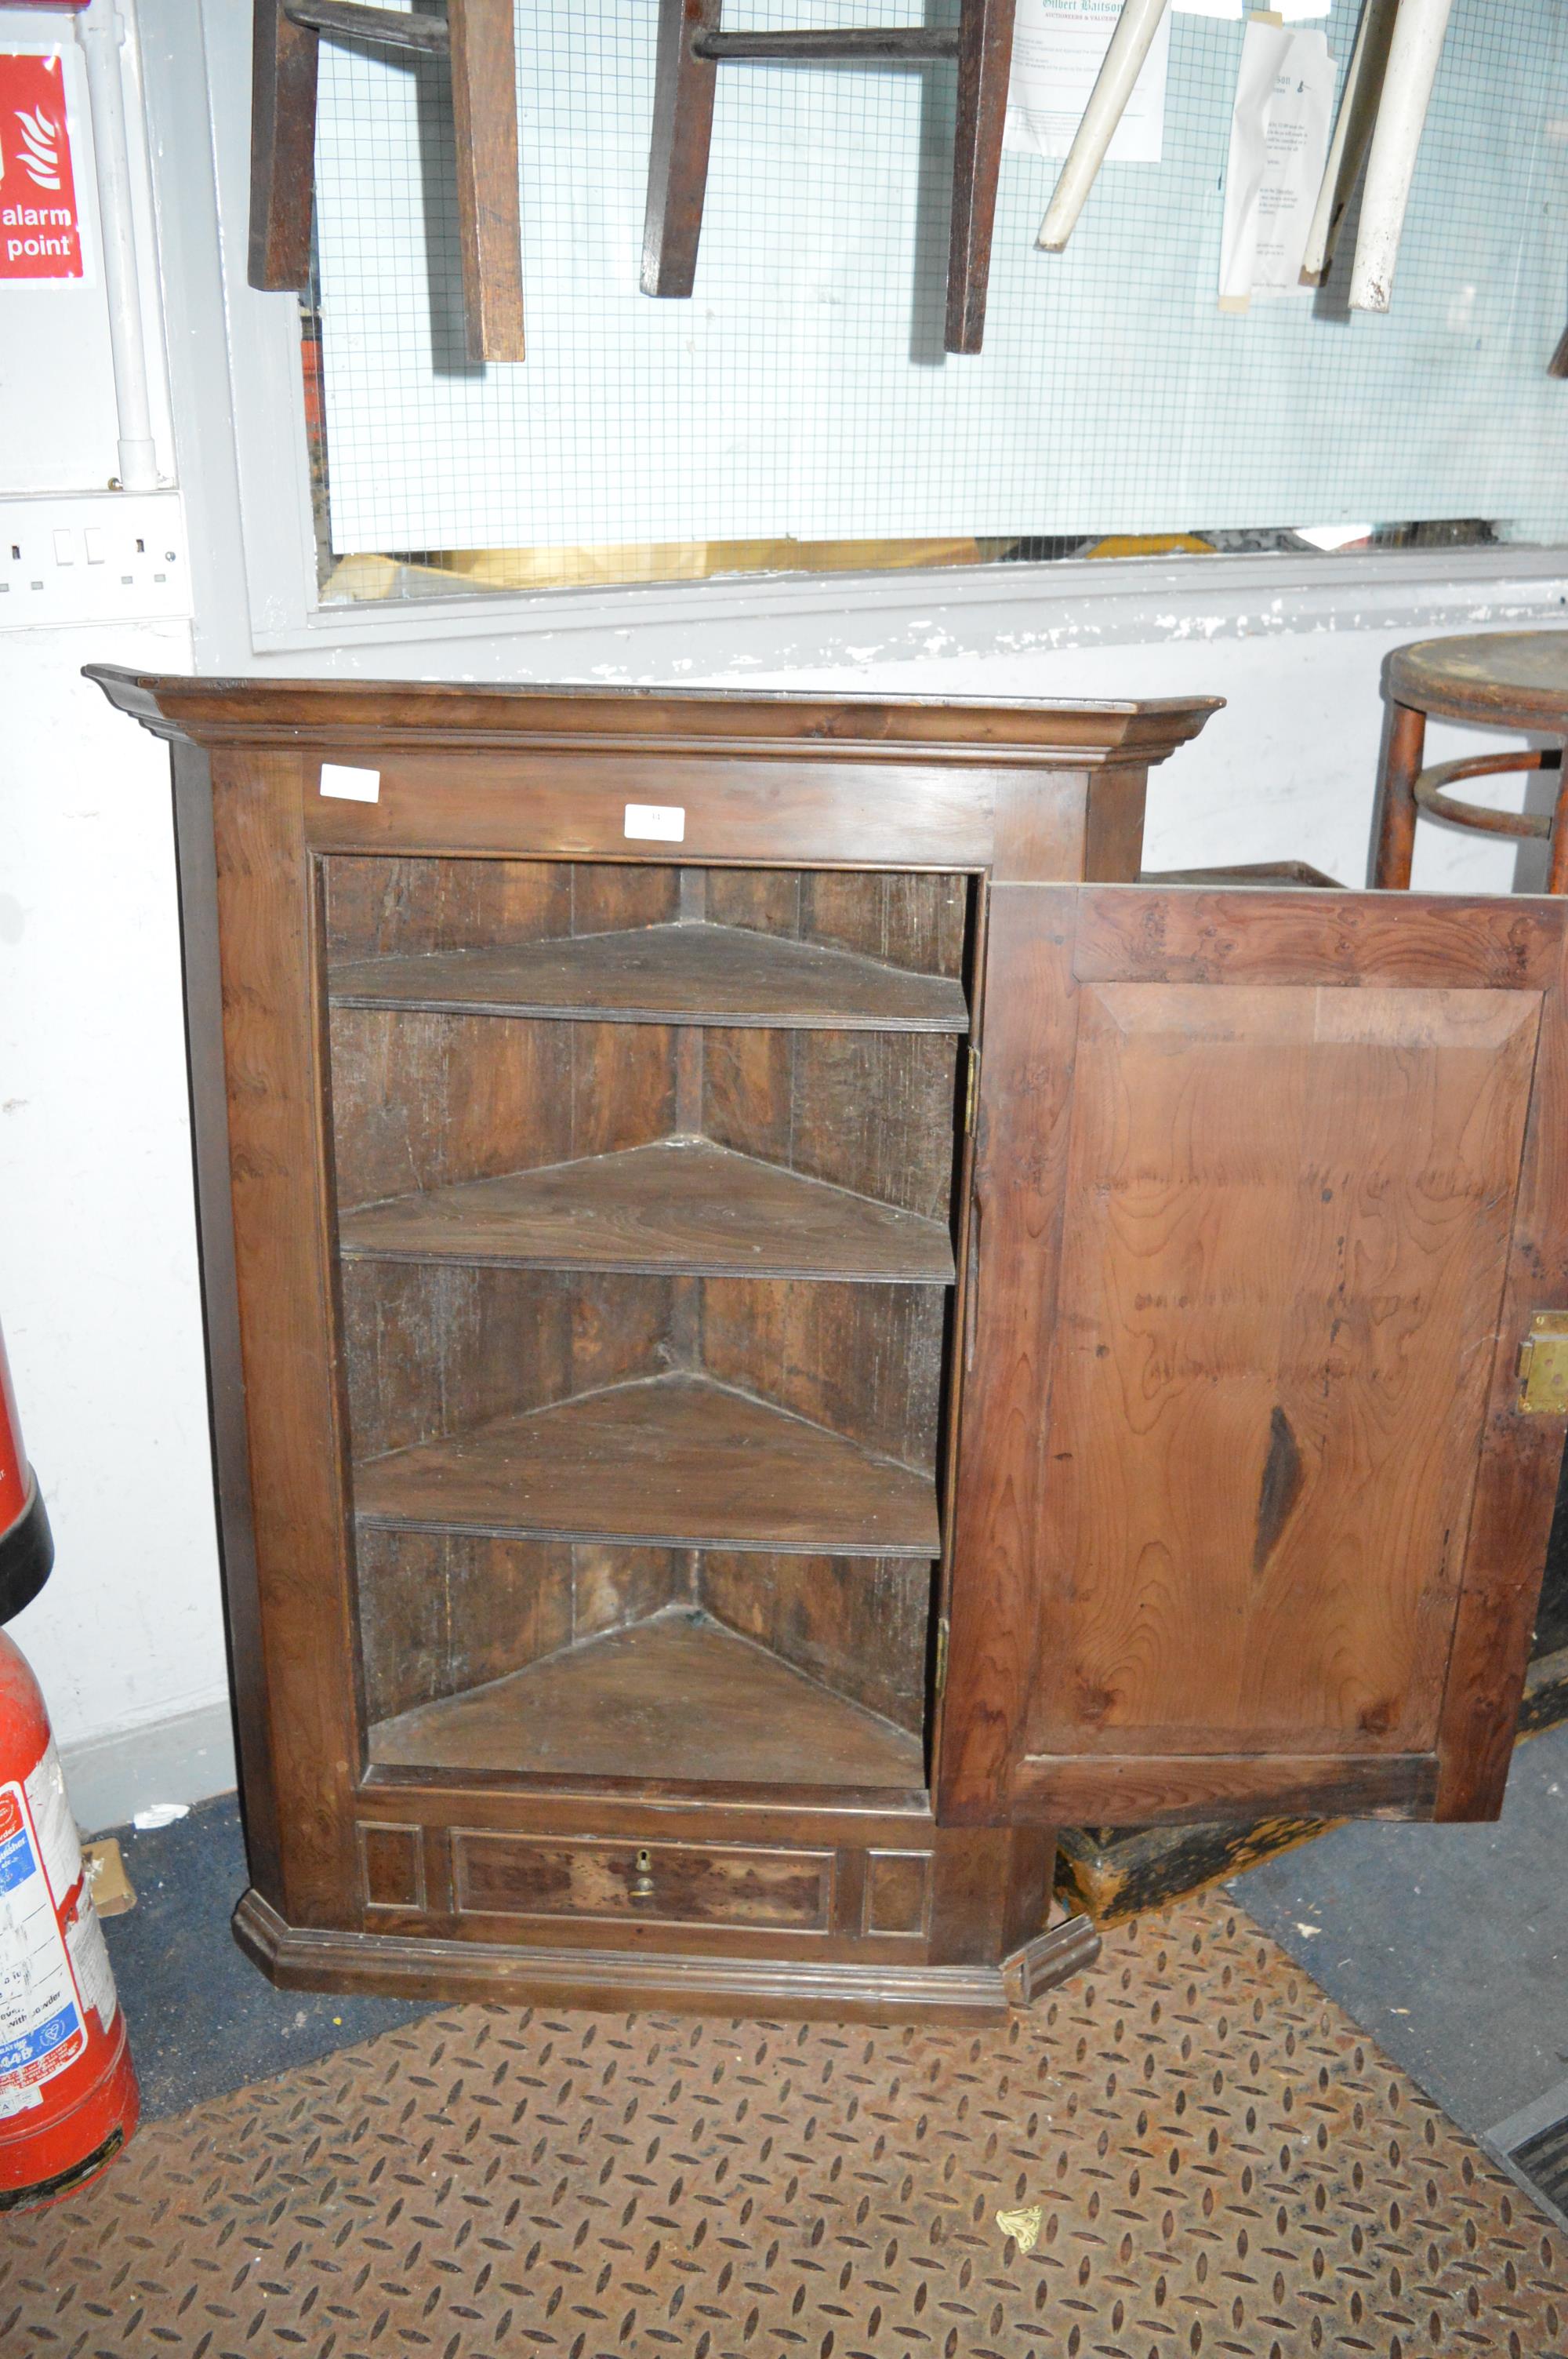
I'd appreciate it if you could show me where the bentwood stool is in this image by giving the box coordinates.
[1372,631,1568,893]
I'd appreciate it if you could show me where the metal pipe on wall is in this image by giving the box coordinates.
[1036,0,1171,253]
[75,0,159,490]
[1348,0,1455,314]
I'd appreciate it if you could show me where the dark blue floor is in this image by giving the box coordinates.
[98,1793,433,2121]
[1230,1717,1568,2147]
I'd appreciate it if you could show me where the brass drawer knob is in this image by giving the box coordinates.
[630,1847,655,1903]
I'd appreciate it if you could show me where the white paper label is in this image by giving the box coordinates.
[624,803,685,842]
[1005,0,1172,165]
[1218,23,1335,307]
[320,762,381,803]
[23,1738,80,1906]
[0,1779,86,2099]
[66,1896,116,2031]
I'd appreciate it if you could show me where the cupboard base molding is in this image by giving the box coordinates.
[232,1888,1100,2023]
[1000,1913,1102,2005]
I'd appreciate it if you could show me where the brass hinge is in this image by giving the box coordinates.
[1518,1312,1568,1413]
[964,1050,980,1135]
[934,1616,949,1697]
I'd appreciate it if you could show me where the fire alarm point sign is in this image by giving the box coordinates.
[1,53,84,282]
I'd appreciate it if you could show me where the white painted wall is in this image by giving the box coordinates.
[0,623,227,1827]
[0,2,216,1830]
[0,0,1559,1834]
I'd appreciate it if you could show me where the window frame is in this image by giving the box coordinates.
[140,0,1568,671]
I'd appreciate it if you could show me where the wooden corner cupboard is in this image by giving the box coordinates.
[89,667,1568,2023]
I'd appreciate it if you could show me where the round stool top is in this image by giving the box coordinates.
[1388,631,1568,729]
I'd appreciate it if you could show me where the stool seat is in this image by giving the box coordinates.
[1388,632,1568,729]
[1373,629,1568,894]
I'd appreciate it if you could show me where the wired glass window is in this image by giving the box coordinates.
[303,0,1568,605]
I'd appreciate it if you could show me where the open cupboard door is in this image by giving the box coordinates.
[938,885,1568,1830]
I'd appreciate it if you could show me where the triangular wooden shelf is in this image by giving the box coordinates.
[329,922,969,1031]
[368,1607,926,1790]
[339,1137,954,1281]
[354,1372,940,1556]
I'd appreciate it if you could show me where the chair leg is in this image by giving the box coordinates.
[1371,700,1425,888]
[1547,753,1568,895]
[643,0,721,296]
[946,0,1017,354]
[448,0,526,362]
[249,0,320,292]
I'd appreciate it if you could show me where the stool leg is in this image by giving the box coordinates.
[249,0,319,293]
[1547,754,1568,895]
[1372,700,1425,889]
[643,0,721,297]
[449,0,525,363]
[946,0,1018,353]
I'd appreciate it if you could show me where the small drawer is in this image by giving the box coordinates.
[453,1831,834,1932]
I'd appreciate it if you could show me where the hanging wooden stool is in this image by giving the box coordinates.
[642,0,1018,354]
[249,0,525,362]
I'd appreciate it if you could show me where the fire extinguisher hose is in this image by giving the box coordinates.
[0,1478,54,1628]
[0,1321,52,1627]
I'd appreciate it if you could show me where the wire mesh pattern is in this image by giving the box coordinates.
[308,0,1568,576]
[3,1888,1564,2356]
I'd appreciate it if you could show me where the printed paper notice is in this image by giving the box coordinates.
[1218,21,1334,307]
[1005,0,1172,164]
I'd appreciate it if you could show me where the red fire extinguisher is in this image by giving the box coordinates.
[0,1317,140,2209]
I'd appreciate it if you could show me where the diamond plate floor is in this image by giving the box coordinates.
[2,1891,1563,2359]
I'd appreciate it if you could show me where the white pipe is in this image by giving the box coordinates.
[1348,0,1455,313]
[1037,0,1170,253]
[76,0,158,491]
[1300,0,1399,284]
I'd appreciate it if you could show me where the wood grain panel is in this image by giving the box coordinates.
[354,1372,941,1556]
[339,1264,669,1459]
[206,750,360,1925]
[328,1011,673,1209]
[942,885,1568,1831]
[937,891,1080,1823]
[337,1138,955,1281]
[306,752,1000,867]
[329,925,969,1031]
[354,1528,679,1723]
[323,856,570,960]
[1436,911,1568,1815]
[699,1553,934,1735]
[359,1822,424,1913]
[1024,980,1538,1762]
[702,1030,961,1222]
[1073,887,1564,991]
[1007,1751,1438,1824]
[568,862,680,936]
[169,744,283,1900]
[701,1279,946,1470]
[452,1832,835,1931]
[369,1609,925,1789]
[864,1850,931,1936]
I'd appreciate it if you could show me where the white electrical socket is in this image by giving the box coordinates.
[0,489,191,631]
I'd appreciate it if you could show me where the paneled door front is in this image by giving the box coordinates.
[940,885,1568,1829]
